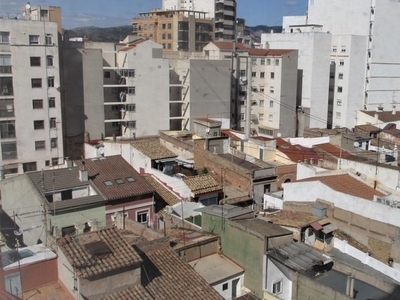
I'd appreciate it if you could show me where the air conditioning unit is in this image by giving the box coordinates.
[385,199,394,206]
[376,197,384,204]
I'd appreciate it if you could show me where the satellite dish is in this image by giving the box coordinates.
[277,132,282,138]
[98,147,105,155]
[354,142,360,148]
[205,128,210,135]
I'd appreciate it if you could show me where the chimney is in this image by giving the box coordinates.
[374,113,379,123]
[310,157,314,165]
[393,106,397,115]
[79,161,88,181]
[75,222,85,234]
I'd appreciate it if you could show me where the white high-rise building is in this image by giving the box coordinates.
[0,16,63,174]
[273,0,400,130]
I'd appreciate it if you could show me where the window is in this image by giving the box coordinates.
[35,140,45,150]
[31,78,42,88]
[332,46,337,52]
[338,73,343,79]
[260,72,265,78]
[168,33,171,39]
[45,34,53,45]
[50,138,57,148]
[51,157,58,166]
[34,120,44,130]
[2,142,17,160]
[259,113,264,120]
[259,99,264,107]
[168,23,172,29]
[0,55,11,73]
[45,160,50,166]
[126,104,136,112]
[272,280,282,295]
[275,59,279,66]
[104,71,111,78]
[339,60,344,66]
[269,100,274,108]
[127,87,135,94]
[266,58,271,65]
[49,118,56,128]
[270,72,275,79]
[240,70,246,77]
[104,180,113,186]
[0,32,10,44]
[269,114,273,121]
[251,58,257,65]
[29,35,39,45]
[251,71,256,78]
[341,46,346,53]
[126,177,135,182]
[260,87,264,93]
[336,112,341,119]
[222,283,228,291]
[30,57,41,67]
[48,97,55,108]
[48,76,54,87]
[260,58,265,65]
[337,86,343,93]
[0,99,13,118]
[240,113,245,120]
[127,121,136,129]
[23,162,37,172]
[115,179,124,184]
[270,88,274,94]
[162,33,166,39]
[0,121,15,139]
[337,99,342,106]
[32,99,44,109]
[46,55,53,66]
[167,43,171,49]
[137,210,148,224]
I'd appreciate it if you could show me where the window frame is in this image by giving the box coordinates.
[33,120,45,130]
[272,279,283,295]
[31,78,42,88]
[35,140,46,150]
[30,57,41,67]
[46,55,53,66]
[29,35,40,45]
[136,209,149,224]
[32,99,43,109]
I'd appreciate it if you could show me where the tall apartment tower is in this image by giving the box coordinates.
[0,15,63,174]
[162,0,237,42]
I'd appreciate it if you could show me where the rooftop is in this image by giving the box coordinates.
[58,227,142,279]
[313,143,352,159]
[100,285,153,300]
[144,175,181,206]
[296,174,385,201]
[263,210,323,228]
[131,138,177,160]
[22,282,72,300]
[195,204,254,219]
[184,174,222,196]
[234,218,292,238]
[276,138,320,163]
[188,253,244,285]
[218,153,262,170]
[248,48,294,56]
[210,41,248,51]
[118,39,147,51]
[74,155,155,200]
[362,110,400,123]
[1,244,57,270]
[355,124,380,133]
[268,241,332,274]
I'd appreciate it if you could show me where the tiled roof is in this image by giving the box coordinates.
[265,210,323,228]
[58,227,142,279]
[184,174,221,196]
[74,155,155,200]
[211,41,247,50]
[314,143,352,159]
[297,174,385,200]
[118,39,147,51]
[136,242,224,299]
[277,138,320,163]
[361,110,400,123]
[27,167,88,194]
[101,285,153,300]
[248,48,294,56]
[131,138,177,160]
[355,124,380,133]
[144,175,181,206]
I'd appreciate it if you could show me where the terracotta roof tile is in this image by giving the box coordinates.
[314,143,352,158]
[277,138,320,163]
[101,285,153,300]
[118,39,147,51]
[248,48,294,56]
[362,110,400,123]
[144,175,181,206]
[297,174,385,200]
[211,41,247,50]
[131,138,177,160]
[58,227,142,279]
[74,155,155,200]
[184,174,222,196]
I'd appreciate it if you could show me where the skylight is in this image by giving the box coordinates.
[115,179,124,184]
[104,180,113,186]
[126,177,135,182]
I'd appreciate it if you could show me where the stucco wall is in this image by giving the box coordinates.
[297,275,353,300]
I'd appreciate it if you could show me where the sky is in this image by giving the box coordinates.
[0,0,309,29]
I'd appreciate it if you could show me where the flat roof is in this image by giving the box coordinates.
[234,218,292,238]
[218,154,262,170]
[195,204,253,219]
[189,253,244,285]
[263,210,323,228]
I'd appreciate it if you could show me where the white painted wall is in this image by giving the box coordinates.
[266,258,292,300]
[212,275,244,300]
[282,16,307,32]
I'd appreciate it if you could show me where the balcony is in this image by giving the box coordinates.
[0,66,12,74]
[0,78,13,96]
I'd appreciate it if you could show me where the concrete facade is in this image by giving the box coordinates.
[0,18,64,174]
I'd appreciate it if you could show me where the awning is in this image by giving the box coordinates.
[310,222,323,231]
[155,157,177,163]
[322,223,338,234]
[317,218,331,226]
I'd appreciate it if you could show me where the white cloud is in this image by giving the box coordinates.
[285,1,298,6]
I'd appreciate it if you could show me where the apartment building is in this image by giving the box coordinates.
[163,0,237,42]
[132,9,213,52]
[203,42,298,138]
[276,0,400,130]
[0,16,63,174]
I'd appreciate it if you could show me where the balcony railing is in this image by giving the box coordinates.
[0,66,12,74]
